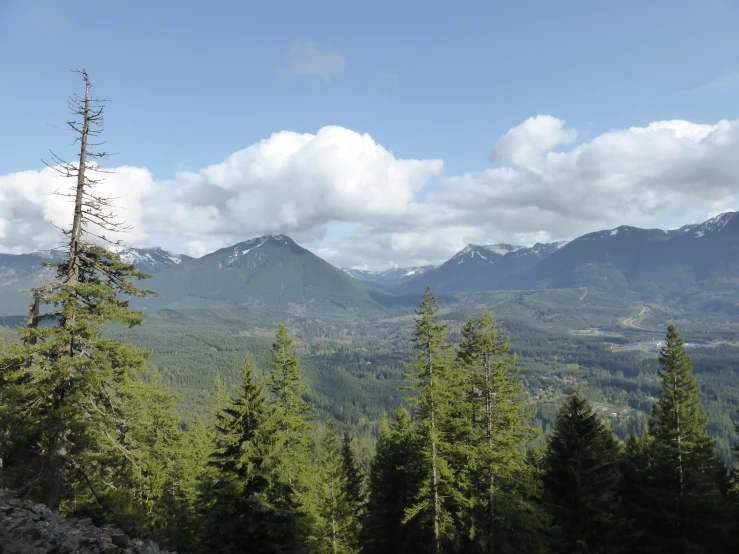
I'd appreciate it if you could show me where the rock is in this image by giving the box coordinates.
[111,533,132,548]
[0,488,173,554]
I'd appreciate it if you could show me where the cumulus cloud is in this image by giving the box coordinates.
[144,126,443,248]
[2,117,739,269]
[286,40,347,77]
[489,115,578,169]
[0,165,151,254]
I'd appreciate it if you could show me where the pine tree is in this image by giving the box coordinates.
[363,409,429,554]
[637,324,728,553]
[306,421,362,554]
[456,311,544,554]
[203,357,298,554]
[542,393,626,554]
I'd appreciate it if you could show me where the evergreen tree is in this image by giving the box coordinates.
[456,311,545,554]
[637,324,728,553]
[363,409,429,554]
[267,323,315,481]
[0,70,156,512]
[171,415,214,552]
[305,421,362,554]
[203,357,298,554]
[542,393,626,554]
[401,287,456,553]
[107,366,183,539]
[341,431,365,509]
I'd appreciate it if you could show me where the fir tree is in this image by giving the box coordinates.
[306,421,362,554]
[203,357,299,554]
[456,311,544,554]
[542,393,626,554]
[0,70,156,512]
[341,431,365,510]
[363,409,429,554]
[637,324,728,553]
[267,323,315,472]
[171,415,214,552]
[401,287,456,553]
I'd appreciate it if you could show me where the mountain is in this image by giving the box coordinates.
[139,235,382,313]
[512,212,739,295]
[1,212,738,317]
[341,265,435,286]
[111,246,191,274]
[388,242,568,293]
[0,246,185,316]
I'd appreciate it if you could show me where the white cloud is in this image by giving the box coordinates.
[286,40,347,77]
[2,117,739,269]
[144,126,443,252]
[489,115,577,169]
[0,165,151,254]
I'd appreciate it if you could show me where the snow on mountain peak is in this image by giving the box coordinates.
[691,211,737,238]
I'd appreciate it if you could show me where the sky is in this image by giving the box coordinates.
[1,0,739,269]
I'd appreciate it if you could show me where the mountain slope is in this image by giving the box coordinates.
[140,235,382,314]
[389,242,567,293]
[512,212,739,295]
[341,265,434,286]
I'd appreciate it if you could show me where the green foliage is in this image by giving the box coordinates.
[543,393,626,554]
[202,357,299,554]
[267,322,316,484]
[304,421,362,554]
[363,409,429,554]
[454,311,547,554]
[629,324,730,553]
[401,288,457,552]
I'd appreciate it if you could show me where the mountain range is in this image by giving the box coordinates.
[0,212,737,317]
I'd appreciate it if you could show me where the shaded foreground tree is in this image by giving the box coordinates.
[542,393,626,554]
[0,70,162,514]
[628,324,730,553]
[363,408,428,554]
[202,357,298,554]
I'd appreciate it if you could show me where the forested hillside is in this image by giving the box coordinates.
[2,67,739,554]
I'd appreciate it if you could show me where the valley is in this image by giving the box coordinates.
[2,212,739,461]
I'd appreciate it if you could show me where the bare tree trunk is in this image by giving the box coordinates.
[44,71,92,512]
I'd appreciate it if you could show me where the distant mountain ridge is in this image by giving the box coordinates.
[341,265,435,285]
[0,212,736,316]
[138,234,383,313]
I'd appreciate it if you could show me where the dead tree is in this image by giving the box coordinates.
[37,69,134,510]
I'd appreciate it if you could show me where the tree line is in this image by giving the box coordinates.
[1,70,739,554]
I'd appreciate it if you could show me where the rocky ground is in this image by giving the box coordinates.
[0,489,175,554]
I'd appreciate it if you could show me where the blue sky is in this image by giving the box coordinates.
[2,0,739,267]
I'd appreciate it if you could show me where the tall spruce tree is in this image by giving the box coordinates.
[456,311,544,554]
[0,70,157,513]
[542,393,626,554]
[363,409,429,554]
[401,287,456,553]
[203,357,298,554]
[637,324,728,553]
[305,421,362,554]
